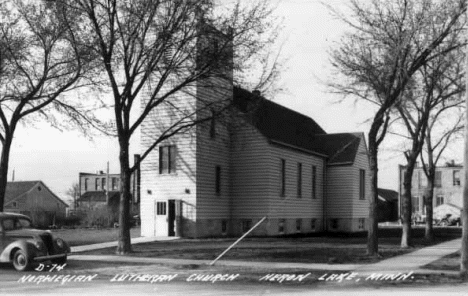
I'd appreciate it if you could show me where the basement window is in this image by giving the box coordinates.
[278,219,285,234]
[296,219,302,233]
[330,219,338,230]
[358,218,365,230]
[242,220,252,233]
[311,218,316,231]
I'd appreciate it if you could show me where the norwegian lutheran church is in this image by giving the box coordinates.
[139,27,370,238]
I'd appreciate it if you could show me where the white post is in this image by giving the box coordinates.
[209,216,267,266]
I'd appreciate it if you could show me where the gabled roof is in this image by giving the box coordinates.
[312,133,362,165]
[5,181,41,203]
[233,87,363,164]
[377,188,398,202]
[5,181,68,207]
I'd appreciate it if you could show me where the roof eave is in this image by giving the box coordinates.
[269,139,328,158]
[327,161,354,166]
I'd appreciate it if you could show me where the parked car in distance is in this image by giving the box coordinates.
[0,212,70,271]
[113,214,141,228]
[435,214,461,227]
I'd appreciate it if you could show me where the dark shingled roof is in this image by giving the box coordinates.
[5,181,39,202]
[233,87,363,164]
[312,133,362,165]
[377,188,398,202]
[5,181,68,207]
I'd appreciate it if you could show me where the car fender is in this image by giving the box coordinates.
[0,240,37,263]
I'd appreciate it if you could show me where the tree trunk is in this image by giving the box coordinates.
[424,178,435,242]
[401,164,414,248]
[367,140,379,256]
[116,137,132,255]
[0,135,13,212]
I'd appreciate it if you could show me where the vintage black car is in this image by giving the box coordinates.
[0,212,70,271]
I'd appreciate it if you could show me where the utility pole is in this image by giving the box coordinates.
[460,7,468,275]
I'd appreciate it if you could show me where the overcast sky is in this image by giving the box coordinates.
[8,0,464,204]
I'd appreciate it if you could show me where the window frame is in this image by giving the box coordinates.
[453,170,461,186]
[296,219,302,233]
[221,220,227,234]
[215,165,221,195]
[436,195,444,207]
[156,202,167,215]
[210,111,216,139]
[278,219,285,234]
[412,196,420,213]
[311,218,316,231]
[359,169,366,200]
[280,159,286,197]
[434,171,442,187]
[297,162,302,198]
[112,177,117,190]
[242,220,252,233]
[312,165,317,199]
[159,145,177,174]
[331,219,338,230]
[358,218,365,230]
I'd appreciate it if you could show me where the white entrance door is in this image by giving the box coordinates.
[155,201,168,236]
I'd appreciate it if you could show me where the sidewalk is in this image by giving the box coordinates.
[69,236,462,274]
[354,238,461,275]
[70,236,178,253]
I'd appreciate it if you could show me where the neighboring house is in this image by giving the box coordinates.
[140,84,371,238]
[398,162,462,221]
[3,181,68,227]
[78,171,122,208]
[77,165,140,226]
[377,188,398,222]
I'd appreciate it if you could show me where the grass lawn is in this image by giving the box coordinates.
[78,227,461,264]
[51,227,141,246]
[423,251,460,271]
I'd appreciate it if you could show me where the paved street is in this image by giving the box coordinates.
[0,237,465,295]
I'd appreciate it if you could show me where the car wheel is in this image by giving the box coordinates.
[12,250,30,271]
[52,256,67,265]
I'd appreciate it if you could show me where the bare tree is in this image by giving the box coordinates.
[64,0,281,254]
[0,0,97,211]
[327,0,466,254]
[396,43,465,246]
[66,182,80,209]
[421,111,464,241]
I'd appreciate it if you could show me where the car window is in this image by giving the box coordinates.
[2,219,15,231]
[17,218,32,228]
[1,217,32,230]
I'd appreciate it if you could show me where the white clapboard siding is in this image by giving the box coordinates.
[230,125,272,219]
[326,165,356,218]
[267,143,325,219]
[195,77,232,220]
[325,134,370,219]
[351,134,371,217]
[140,82,198,237]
